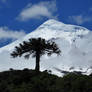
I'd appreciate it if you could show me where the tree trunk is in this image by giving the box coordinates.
[35,52,40,71]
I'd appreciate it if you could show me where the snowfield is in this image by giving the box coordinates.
[0,19,92,76]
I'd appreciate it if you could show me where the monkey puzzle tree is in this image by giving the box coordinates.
[11,38,61,71]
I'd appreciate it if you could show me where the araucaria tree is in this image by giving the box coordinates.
[11,38,61,71]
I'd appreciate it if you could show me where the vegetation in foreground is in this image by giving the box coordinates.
[4,37,91,92]
[0,69,92,92]
[11,38,61,71]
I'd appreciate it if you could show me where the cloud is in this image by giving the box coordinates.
[89,8,92,11]
[1,0,7,3]
[0,27,26,40]
[68,15,92,25]
[17,1,57,21]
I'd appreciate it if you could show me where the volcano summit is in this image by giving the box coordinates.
[0,19,92,76]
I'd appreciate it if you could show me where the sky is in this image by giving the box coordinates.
[0,0,92,47]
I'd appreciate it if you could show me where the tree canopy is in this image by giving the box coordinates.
[11,38,61,71]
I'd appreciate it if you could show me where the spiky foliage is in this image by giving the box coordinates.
[11,38,61,71]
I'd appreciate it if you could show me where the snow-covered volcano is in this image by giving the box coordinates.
[0,19,92,76]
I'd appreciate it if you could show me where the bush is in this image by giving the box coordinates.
[0,69,92,92]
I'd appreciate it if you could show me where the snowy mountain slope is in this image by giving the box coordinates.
[0,19,92,76]
[0,19,89,52]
